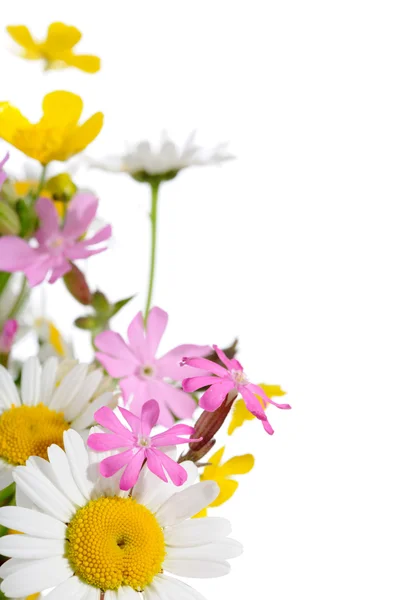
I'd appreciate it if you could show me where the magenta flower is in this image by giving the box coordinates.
[0,319,18,354]
[0,153,9,188]
[0,194,111,286]
[95,306,210,427]
[182,345,291,434]
[88,400,199,490]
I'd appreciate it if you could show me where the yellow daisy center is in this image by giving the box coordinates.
[0,404,69,466]
[66,497,166,592]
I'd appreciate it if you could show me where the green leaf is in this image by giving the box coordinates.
[91,291,110,315]
[74,316,101,331]
[110,295,136,317]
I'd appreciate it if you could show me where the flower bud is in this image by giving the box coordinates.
[45,173,77,201]
[0,200,21,235]
[63,264,92,305]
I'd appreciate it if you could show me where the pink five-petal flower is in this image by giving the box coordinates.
[0,152,9,188]
[95,306,210,427]
[0,193,112,286]
[87,400,200,491]
[182,344,291,435]
[0,319,18,354]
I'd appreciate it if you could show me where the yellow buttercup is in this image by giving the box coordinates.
[6,22,100,73]
[194,446,254,517]
[0,91,103,165]
[228,383,287,435]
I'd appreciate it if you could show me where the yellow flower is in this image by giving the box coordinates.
[0,91,103,165]
[6,22,100,73]
[12,173,77,217]
[194,446,254,517]
[228,383,287,435]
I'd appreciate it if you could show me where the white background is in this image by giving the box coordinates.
[1,1,400,598]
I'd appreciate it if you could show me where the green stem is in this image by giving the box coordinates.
[36,164,48,197]
[8,276,28,319]
[144,181,160,326]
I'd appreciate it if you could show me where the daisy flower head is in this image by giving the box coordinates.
[0,429,242,599]
[0,356,117,491]
[182,345,291,435]
[0,192,112,286]
[6,22,101,73]
[88,400,201,490]
[95,306,210,427]
[92,131,234,183]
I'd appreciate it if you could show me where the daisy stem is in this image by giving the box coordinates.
[8,276,28,319]
[144,180,160,326]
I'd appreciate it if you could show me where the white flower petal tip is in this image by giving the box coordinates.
[156,480,220,527]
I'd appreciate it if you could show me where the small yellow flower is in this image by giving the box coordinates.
[6,22,100,73]
[228,383,287,435]
[0,91,103,165]
[194,446,254,517]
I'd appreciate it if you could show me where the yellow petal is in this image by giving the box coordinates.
[227,399,255,435]
[6,25,39,55]
[63,53,101,73]
[45,22,81,52]
[41,91,83,128]
[209,478,238,508]
[259,383,286,398]
[201,446,225,480]
[26,594,40,600]
[66,112,104,156]
[192,508,208,519]
[219,454,255,477]
[49,322,66,357]
[0,103,31,146]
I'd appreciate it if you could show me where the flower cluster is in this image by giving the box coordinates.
[0,20,291,600]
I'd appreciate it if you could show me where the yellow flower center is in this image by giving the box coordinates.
[0,404,69,465]
[66,497,166,592]
[13,125,73,164]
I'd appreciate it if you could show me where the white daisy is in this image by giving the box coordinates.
[91,132,234,182]
[0,357,117,491]
[0,429,242,599]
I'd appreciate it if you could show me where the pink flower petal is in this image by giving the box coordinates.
[99,449,133,478]
[48,260,71,284]
[120,449,146,490]
[152,380,197,421]
[240,386,268,421]
[93,406,133,438]
[25,258,53,286]
[182,375,220,393]
[199,380,234,412]
[151,424,198,447]
[121,377,150,411]
[140,399,160,436]
[0,237,37,270]
[96,352,135,378]
[147,448,188,486]
[87,432,132,451]
[95,331,136,362]
[247,383,291,409]
[181,356,228,378]
[212,345,235,370]
[63,193,99,239]
[157,344,211,380]
[146,307,168,357]
[144,448,168,483]
[262,418,274,435]
[127,311,147,361]
[35,197,60,244]
[118,406,141,436]
[83,224,112,246]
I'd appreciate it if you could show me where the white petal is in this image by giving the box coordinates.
[105,591,118,600]
[163,557,230,578]
[45,576,88,600]
[81,586,101,599]
[0,506,66,539]
[21,357,41,406]
[0,557,43,579]
[152,574,206,600]
[48,364,88,412]
[166,538,243,561]
[0,462,14,491]
[117,586,142,599]
[15,483,34,508]
[142,584,163,600]
[63,430,93,500]
[71,391,114,430]
[47,444,87,506]
[0,534,64,559]
[40,357,59,406]
[165,517,232,547]
[63,369,104,422]
[0,365,20,408]
[13,466,75,522]
[1,556,73,597]
[156,481,219,527]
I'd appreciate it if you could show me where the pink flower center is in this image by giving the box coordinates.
[231,369,249,387]
[139,364,156,380]
[138,436,151,448]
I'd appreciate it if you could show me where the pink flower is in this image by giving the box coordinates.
[87,400,199,490]
[182,345,291,434]
[0,319,18,354]
[0,153,9,188]
[0,194,111,286]
[95,306,210,427]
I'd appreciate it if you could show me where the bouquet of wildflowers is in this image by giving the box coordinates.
[0,22,291,600]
